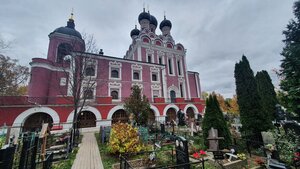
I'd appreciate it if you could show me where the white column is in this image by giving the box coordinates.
[195,73,201,97]
[137,46,142,61]
[162,68,167,99]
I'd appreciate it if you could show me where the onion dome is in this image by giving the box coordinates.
[159,16,172,30]
[50,13,82,39]
[138,8,151,22]
[130,25,140,37]
[150,15,158,27]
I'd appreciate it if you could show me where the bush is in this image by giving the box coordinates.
[108,122,146,154]
[0,136,5,148]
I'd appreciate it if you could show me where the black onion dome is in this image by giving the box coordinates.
[159,17,172,30]
[51,19,82,39]
[130,26,140,37]
[138,9,151,22]
[150,15,158,27]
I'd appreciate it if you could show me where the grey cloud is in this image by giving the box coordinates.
[0,0,295,98]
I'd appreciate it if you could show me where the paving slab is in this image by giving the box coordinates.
[72,132,104,169]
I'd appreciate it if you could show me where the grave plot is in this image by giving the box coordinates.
[97,122,210,169]
[0,123,82,169]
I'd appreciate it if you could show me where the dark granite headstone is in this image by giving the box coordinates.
[175,136,190,169]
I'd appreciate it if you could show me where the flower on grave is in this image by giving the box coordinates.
[237,153,246,160]
[193,150,207,159]
[254,157,265,166]
[193,152,200,159]
[293,152,300,161]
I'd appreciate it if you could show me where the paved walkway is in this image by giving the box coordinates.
[72,132,104,169]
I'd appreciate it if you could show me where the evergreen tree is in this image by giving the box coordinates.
[280,1,300,117]
[234,56,272,137]
[256,70,278,122]
[202,94,232,149]
[124,85,151,126]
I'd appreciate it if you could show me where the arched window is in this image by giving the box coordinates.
[168,58,173,74]
[170,90,176,103]
[152,74,157,81]
[148,55,152,63]
[111,90,119,99]
[84,89,94,99]
[85,66,95,76]
[111,69,119,78]
[158,57,162,64]
[57,43,73,63]
[133,72,140,80]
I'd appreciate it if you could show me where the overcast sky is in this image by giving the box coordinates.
[0,0,295,98]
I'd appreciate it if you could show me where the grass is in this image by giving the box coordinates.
[51,134,83,169]
[95,132,218,169]
[95,133,119,169]
[52,147,79,169]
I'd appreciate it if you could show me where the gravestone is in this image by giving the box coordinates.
[261,131,275,145]
[207,127,225,160]
[160,123,165,133]
[177,109,186,126]
[175,136,190,169]
[100,126,111,143]
[207,127,224,152]
[100,126,105,144]
[138,127,148,143]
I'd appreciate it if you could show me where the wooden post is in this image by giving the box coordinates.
[39,123,50,161]
[5,126,11,145]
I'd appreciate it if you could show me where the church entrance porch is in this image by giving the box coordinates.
[23,112,53,132]
[77,111,96,128]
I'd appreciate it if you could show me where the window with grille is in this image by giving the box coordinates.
[111,69,119,78]
[133,72,140,80]
[85,66,95,76]
[111,90,119,99]
[84,88,94,99]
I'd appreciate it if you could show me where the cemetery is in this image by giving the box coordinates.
[93,91,300,169]
[1,96,300,169]
[0,85,300,169]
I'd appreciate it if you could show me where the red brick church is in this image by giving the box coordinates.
[0,9,205,134]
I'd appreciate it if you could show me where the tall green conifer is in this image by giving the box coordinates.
[280,1,300,117]
[202,94,232,149]
[256,70,278,122]
[234,56,272,137]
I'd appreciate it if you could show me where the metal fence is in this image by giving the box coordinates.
[0,146,16,169]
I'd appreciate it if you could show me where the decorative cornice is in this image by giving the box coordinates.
[151,84,161,90]
[109,61,122,67]
[146,48,154,54]
[109,81,122,88]
[131,64,143,70]
[30,62,69,72]
[150,66,160,72]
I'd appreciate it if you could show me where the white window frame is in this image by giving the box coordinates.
[150,67,160,83]
[151,84,161,102]
[81,81,97,100]
[146,49,154,63]
[176,58,183,77]
[131,64,143,82]
[109,61,122,80]
[157,51,165,65]
[109,81,122,102]
[167,57,175,76]
[178,78,186,98]
[84,58,97,78]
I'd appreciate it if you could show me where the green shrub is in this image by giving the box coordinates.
[108,122,147,154]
